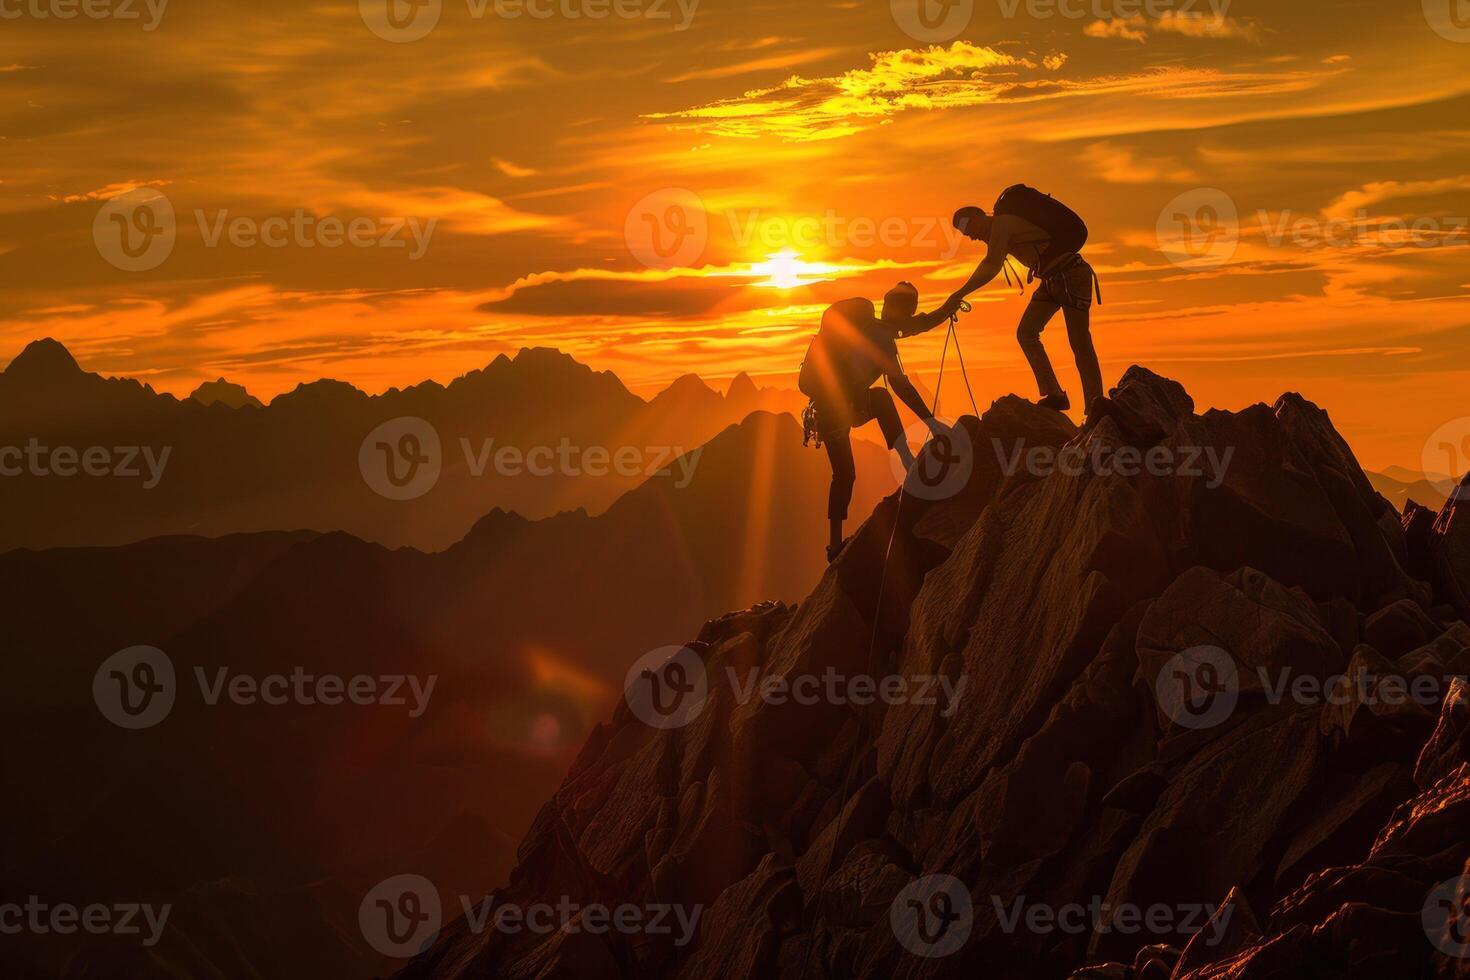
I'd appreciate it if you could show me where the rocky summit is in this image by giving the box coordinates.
[397,367,1470,980]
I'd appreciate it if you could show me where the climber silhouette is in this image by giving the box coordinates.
[948,186,1104,416]
[799,282,961,562]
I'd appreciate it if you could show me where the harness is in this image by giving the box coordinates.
[1046,253,1104,308]
[801,402,824,450]
[1004,252,1103,307]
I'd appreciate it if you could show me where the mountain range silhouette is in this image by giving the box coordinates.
[0,343,895,977]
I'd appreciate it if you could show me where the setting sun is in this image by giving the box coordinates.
[748,250,834,290]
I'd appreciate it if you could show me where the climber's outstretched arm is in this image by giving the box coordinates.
[897,298,963,338]
[949,216,1019,305]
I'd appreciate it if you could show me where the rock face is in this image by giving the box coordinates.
[398,368,1470,980]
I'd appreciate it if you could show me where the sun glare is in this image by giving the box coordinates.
[749,250,832,290]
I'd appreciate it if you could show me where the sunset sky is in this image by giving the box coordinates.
[2,0,1468,468]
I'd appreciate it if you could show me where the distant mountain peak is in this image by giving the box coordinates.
[508,347,603,381]
[648,374,721,411]
[5,338,82,380]
[271,378,369,411]
[726,372,759,402]
[666,373,717,395]
[514,347,581,367]
[448,347,635,406]
[190,378,263,410]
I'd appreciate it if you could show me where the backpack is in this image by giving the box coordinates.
[994,184,1088,272]
[798,298,883,403]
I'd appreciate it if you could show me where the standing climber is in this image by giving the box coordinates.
[948,186,1104,415]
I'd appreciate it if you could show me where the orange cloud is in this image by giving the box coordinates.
[1086,13,1265,44]
[1321,176,1470,221]
[644,42,1033,141]
[1081,142,1199,184]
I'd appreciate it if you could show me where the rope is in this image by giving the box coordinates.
[800,301,973,978]
[949,317,982,420]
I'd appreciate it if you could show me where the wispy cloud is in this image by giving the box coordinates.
[666,47,845,83]
[644,42,1035,141]
[1081,142,1198,183]
[1086,13,1266,44]
[1084,18,1148,42]
[493,158,538,178]
[644,40,1331,142]
[1322,176,1470,220]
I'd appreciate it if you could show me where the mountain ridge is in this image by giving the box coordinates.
[0,338,818,552]
[393,367,1470,980]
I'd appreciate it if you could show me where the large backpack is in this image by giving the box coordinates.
[994,184,1088,272]
[798,298,880,403]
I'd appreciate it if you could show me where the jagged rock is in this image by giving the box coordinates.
[1414,678,1470,788]
[1172,887,1260,977]
[1131,944,1180,979]
[1094,365,1194,444]
[1319,645,1436,760]
[1404,476,1470,618]
[1371,762,1470,861]
[1437,476,1470,596]
[1363,598,1440,658]
[1137,565,1343,716]
[1271,764,1410,892]
[399,370,1461,980]
[1090,707,1322,962]
[672,855,801,980]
